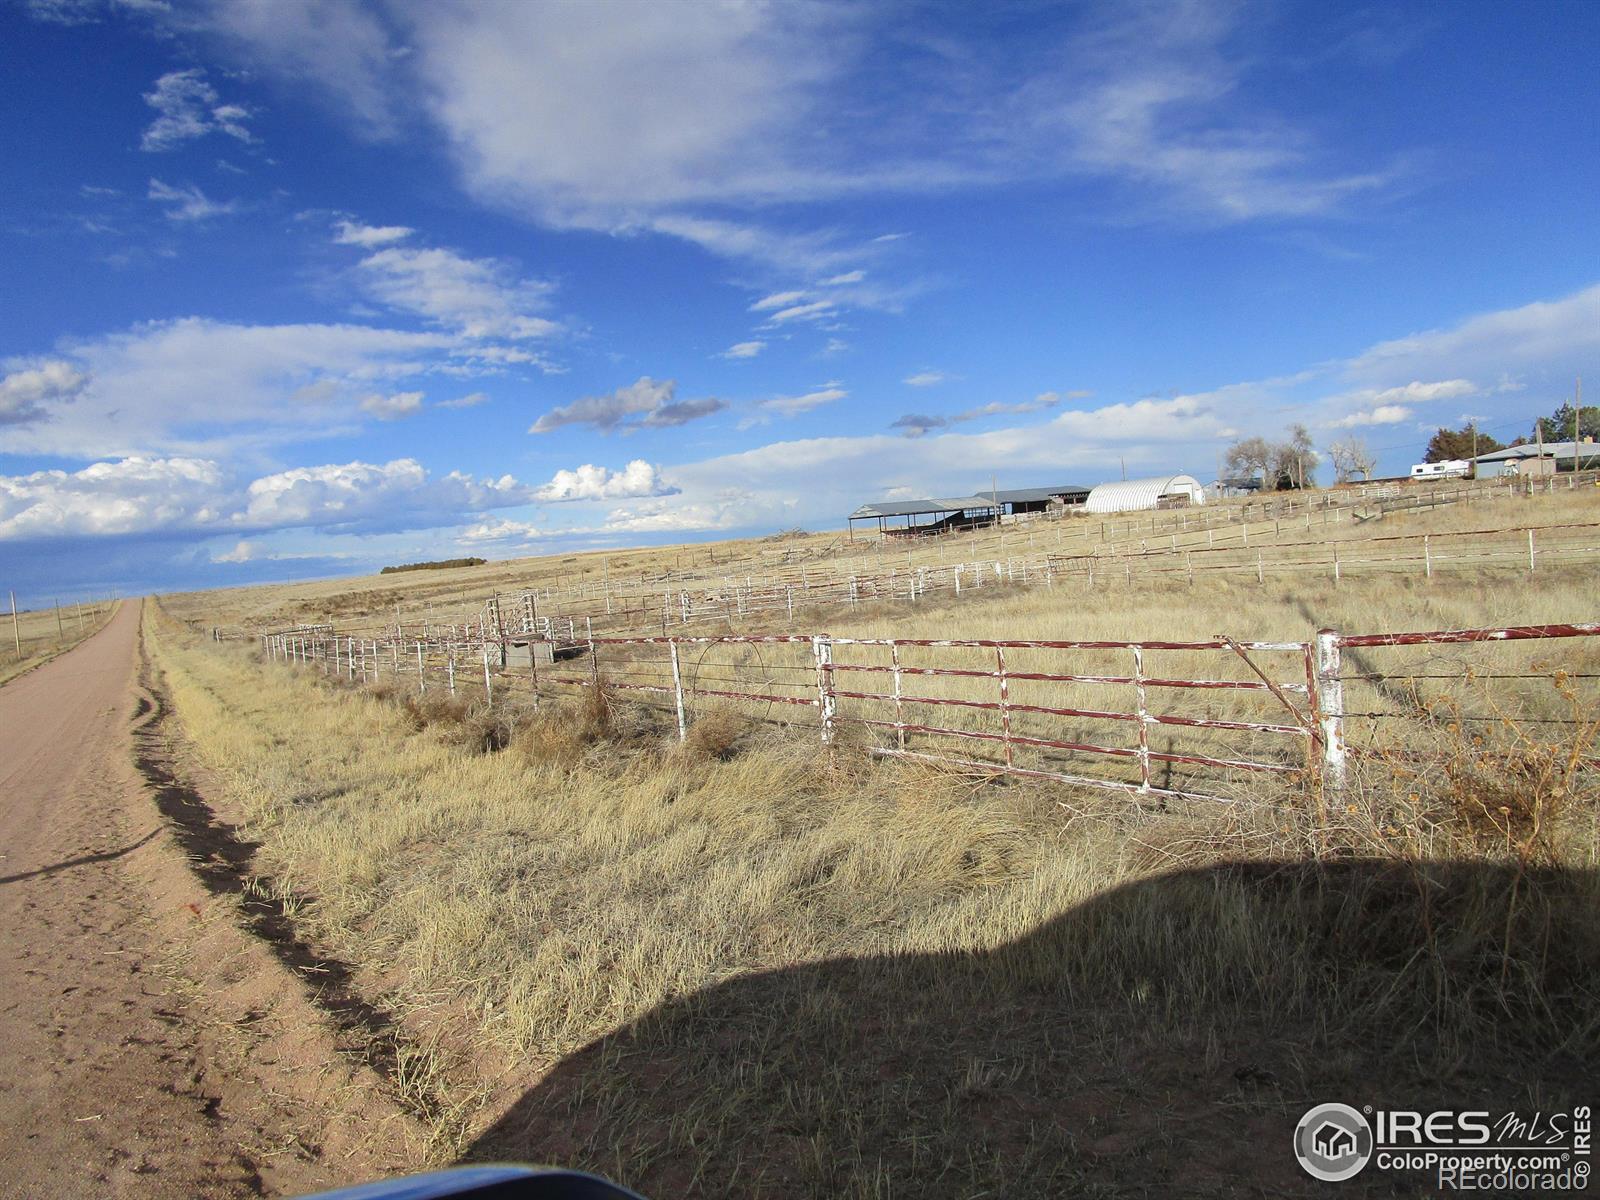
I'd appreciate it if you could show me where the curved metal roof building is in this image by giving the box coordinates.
[1083,474,1206,514]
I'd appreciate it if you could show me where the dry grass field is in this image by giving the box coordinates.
[147,483,1600,1197]
[1,597,119,686]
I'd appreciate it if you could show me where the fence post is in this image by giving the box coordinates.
[416,641,425,694]
[1313,629,1346,799]
[1423,534,1432,580]
[889,640,906,750]
[812,634,836,745]
[997,645,1012,767]
[587,617,600,690]
[669,639,687,742]
[1132,645,1150,792]
[483,645,492,707]
[1528,528,1536,573]
[447,650,456,696]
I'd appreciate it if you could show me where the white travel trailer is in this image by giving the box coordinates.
[1409,460,1471,480]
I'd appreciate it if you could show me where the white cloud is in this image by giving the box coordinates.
[239,459,532,533]
[360,389,424,420]
[530,377,724,434]
[719,340,765,359]
[459,516,542,544]
[602,495,748,534]
[903,370,949,388]
[0,456,229,539]
[1344,286,1600,385]
[822,270,865,286]
[141,68,254,152]
[170,0,400,137]
[750,290,807,312]
[750,383,848,421]
[351,243,559,341]
[3,318,460,458]
[1371,379,1476,404]
[0,455,536,542]
[0,359,89,426]
[156,1,1403,282]
[533,460,676,503]
[437,391,488,409]
[148,178,237,221]
[765,300,835,325]
[333,219,413,247]
[212,539,256,563]
[1330,404,1411,428]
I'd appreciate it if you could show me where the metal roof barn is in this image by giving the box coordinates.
[848,495,1001,539]
[1083,474,1207,514]
[1474,441,1600,471]
[848,483,1089,537]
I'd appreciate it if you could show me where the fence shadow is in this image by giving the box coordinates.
[465,858,1597,1198]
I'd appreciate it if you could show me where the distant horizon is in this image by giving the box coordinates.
[3,0,1596,605]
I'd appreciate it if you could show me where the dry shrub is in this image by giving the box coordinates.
[680,706,744,762]
[577,677,614,739]
[1357,675,1599,866]
[368,678,405,704]
[400,692,471,732]
[451,706,515,755]
[513,682,617,768]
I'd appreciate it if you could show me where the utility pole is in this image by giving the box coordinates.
[54,600,64,639]
[1576,377,1584,473]
[9,591,19,657]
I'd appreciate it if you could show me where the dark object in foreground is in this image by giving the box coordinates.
[302,1166,647,1200]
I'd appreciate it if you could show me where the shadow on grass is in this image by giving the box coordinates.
[468,859,1598,1198]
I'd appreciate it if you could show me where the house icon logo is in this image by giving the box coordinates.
[1295,1103,1373,1181]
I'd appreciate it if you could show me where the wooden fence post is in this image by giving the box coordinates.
[416,641,425,693]
[482,645,492,707]
[1423,535,1431,579]
[1313,629,1347,799]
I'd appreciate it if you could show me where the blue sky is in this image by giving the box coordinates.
[2,0,1597,605]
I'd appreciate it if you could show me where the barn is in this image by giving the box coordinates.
[1083,474,1207,514]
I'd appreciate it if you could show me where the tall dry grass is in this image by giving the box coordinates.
[146,561,1599,1196]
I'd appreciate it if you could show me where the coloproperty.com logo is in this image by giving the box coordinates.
[1294,1103,1591,1191]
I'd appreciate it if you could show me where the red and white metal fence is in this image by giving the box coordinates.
[256,617,1600,805]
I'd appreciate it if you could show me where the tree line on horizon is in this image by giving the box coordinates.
[1220,399,1595,490]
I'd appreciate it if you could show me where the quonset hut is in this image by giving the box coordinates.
[1083,474,1206,514]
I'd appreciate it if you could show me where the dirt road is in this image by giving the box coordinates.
[0,602,361,1198]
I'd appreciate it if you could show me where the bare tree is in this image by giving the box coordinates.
[1224,436,1272,486]
[1328,436,1377,484]
[1287,423,1319,489]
